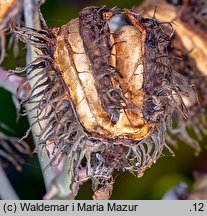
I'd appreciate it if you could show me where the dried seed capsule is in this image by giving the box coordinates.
[53,8,152,140]
[13,6,192,198]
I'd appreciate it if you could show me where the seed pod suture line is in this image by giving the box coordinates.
[13,6,193,199]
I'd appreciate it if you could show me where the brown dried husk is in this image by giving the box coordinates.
[138,0,207,152]
[13,6,193,198]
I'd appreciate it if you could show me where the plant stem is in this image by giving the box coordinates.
[23,0,73,199]
[23,0,53,191]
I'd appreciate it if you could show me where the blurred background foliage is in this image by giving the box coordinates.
[0,0,207,200]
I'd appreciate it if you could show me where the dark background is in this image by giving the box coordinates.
[0,0,207,200]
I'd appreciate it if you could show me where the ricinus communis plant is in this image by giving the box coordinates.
[138,0,207,152]
[12,5,196,199]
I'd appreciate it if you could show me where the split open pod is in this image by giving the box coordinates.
[13,6,193,199]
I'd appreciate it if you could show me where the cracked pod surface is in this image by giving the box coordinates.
[13,6,192,198]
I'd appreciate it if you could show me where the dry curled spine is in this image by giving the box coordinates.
[139,0,207,152]
[13,5,196,199]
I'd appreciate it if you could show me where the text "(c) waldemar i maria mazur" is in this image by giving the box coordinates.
[19,203,139,211]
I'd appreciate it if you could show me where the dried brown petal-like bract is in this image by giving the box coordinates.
[13,6,192,198]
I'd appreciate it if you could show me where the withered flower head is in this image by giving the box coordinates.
[13,6,193,198]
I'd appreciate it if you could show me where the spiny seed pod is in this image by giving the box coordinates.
[138,0,207,152]
[13,6,192,198]
[0,0,22,63]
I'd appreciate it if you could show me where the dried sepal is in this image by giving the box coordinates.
[13,6,192,198]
